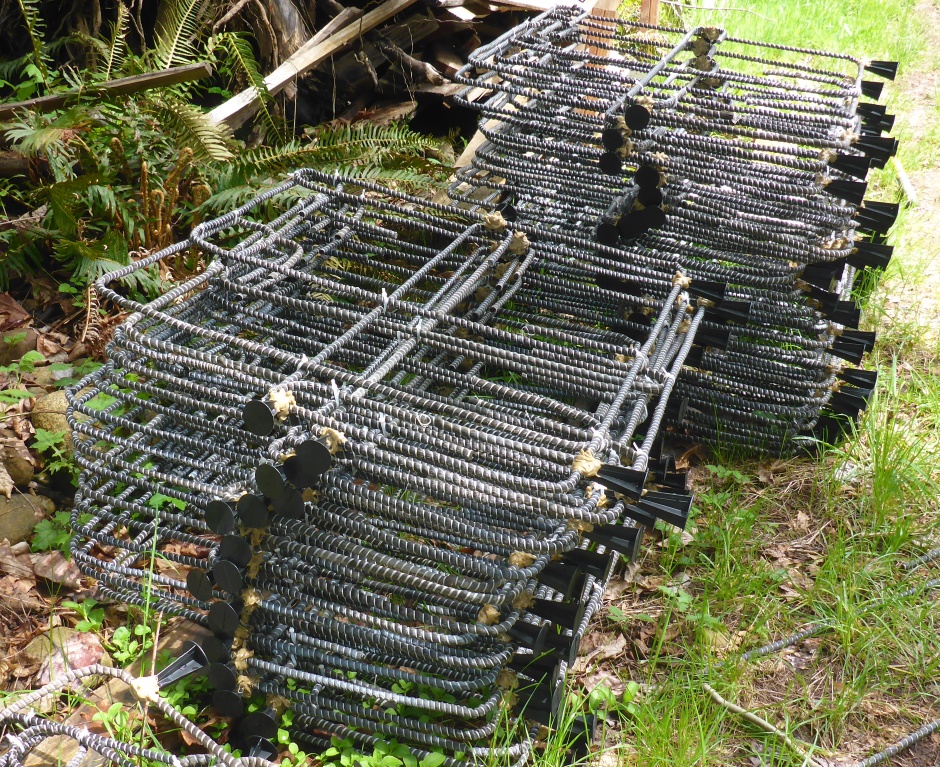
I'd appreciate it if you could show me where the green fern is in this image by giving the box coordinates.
[104,3,130,79]
[212,32,285,142]
[15,0,50,87]
[153,0,217,69]
[146,92,234,162]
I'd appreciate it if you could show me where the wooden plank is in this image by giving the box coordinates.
[208,0,418,128]
[640,0,660,24]
[0,63,212,121]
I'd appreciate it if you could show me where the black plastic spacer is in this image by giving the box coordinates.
[205,500,236,535]
[598,152,623,176]
[219,535,254,567]
[838,367,878,389]
[207,601,241,639]
[623,103,651,131]
[212,689,245,718]
[243,398,278,437]
[186,569,216,602]
[237,493,269,528]
[207,662,238,691]
[202,635,233,664]
[283,438,334,489]
[849,240,893,270]
[255,462,288,501]
[825,179,867,206]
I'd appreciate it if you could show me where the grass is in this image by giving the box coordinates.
[562,1,940,765]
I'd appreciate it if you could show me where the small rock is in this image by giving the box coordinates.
[0,493,54,545]
[30,390,73,455]
[21,627,110,686]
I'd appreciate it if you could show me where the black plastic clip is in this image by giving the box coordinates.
[860,80,884,100]
[849,240,893,270]
[157,641,208,688]
[865,60,898,80]
[593,465,648,500]
[584,523,643,561]
[829,153,871,180]
[825,179,868,206]
[627,490,693,530]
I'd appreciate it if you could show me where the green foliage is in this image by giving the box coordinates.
[32,427,78,484]
[30,510,74,554]
[319,735,448,767]
[62,597,105,632]
[107,623,154,666]
[0,0,453,295]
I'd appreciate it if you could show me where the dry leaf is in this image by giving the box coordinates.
[0,464,15,499]
[792,510,810,531]
[31,550,82,589]
[0,540,36,582]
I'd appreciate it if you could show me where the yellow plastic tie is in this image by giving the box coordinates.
[267,388,295,421]
[483,210,508,232]
[508,230,530,255]
[319,427,347,454]
[572,449,603,477]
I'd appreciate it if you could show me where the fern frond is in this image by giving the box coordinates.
[236,139,331,175]
[104,3,130,79]
[153,0,216,69]
[146,93,234,162]
[212,32,284,142]
[306,122,442,165]
[16,0,49,86]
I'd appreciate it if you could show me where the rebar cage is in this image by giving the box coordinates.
[0,7,898,767]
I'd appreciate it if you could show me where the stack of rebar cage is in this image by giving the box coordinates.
[450,6,897,451]
[52,8,899,767]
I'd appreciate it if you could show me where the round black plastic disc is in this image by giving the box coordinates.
[273,487,305,519]
[186,569,214,602]
[255,463,287,500]
[617,213,642,240]
[208,662,238,691]
[237,493,269,528]
[219,535,254,567]
[601,127,624,151]
[207,601,240,638]
[640,205,667,230]
[212,689,245,718]
[212,559,244,594]
[623,103,651,131]
[634,164,661,190]
[202,635,232,664]
[637,186,664,207]
[597,152,622,176]
[205,500,236,535]
[284,439,333,488]
[242,399,277,436]
[241,710,278,740]
[595,221,620,246]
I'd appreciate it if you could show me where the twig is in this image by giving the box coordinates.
[702,682,825,766]
[891,156,918,206]
[214,0,254,31]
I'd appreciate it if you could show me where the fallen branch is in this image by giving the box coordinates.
[702,683,825,766]
[891,156,918,206]
[0,63,213,120]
